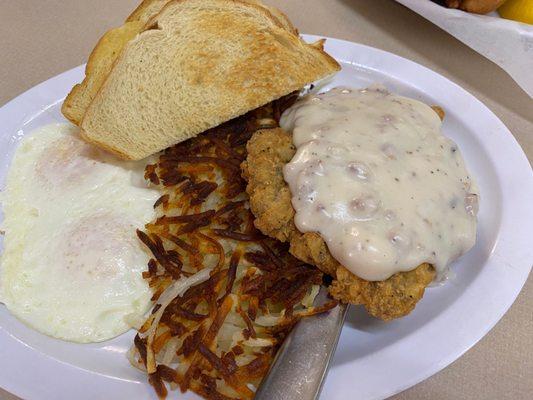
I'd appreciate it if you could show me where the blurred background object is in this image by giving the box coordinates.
[397,0,533,98]
[445,0,507,14]
[499,0,533,24]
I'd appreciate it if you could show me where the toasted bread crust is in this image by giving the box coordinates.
[61,21,144,125]
[63,0,171,126]
[127,0,171,23]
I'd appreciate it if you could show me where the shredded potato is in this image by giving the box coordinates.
[130,96,338,400]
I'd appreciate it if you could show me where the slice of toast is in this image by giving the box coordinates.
[80,0,340,160]
[62,0,297,126]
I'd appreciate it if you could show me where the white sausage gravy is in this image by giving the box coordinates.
[281,86,479,281]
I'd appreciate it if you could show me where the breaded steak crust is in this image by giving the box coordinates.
[241,128,435,320]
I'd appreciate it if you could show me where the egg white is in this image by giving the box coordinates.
[0,123,159,343]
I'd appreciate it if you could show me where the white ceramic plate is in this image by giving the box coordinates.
[1,35,532,400]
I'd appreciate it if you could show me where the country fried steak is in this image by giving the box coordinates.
[241,128,436,321]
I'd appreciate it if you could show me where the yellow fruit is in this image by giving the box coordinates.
[499,0,533,24]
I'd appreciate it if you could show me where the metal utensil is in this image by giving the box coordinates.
[254,292,348,400]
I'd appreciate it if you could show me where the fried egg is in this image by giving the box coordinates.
[0,123,159,343]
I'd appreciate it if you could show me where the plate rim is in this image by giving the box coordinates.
[0,34,531,400]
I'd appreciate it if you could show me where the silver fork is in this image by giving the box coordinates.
[255,293,348,400]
